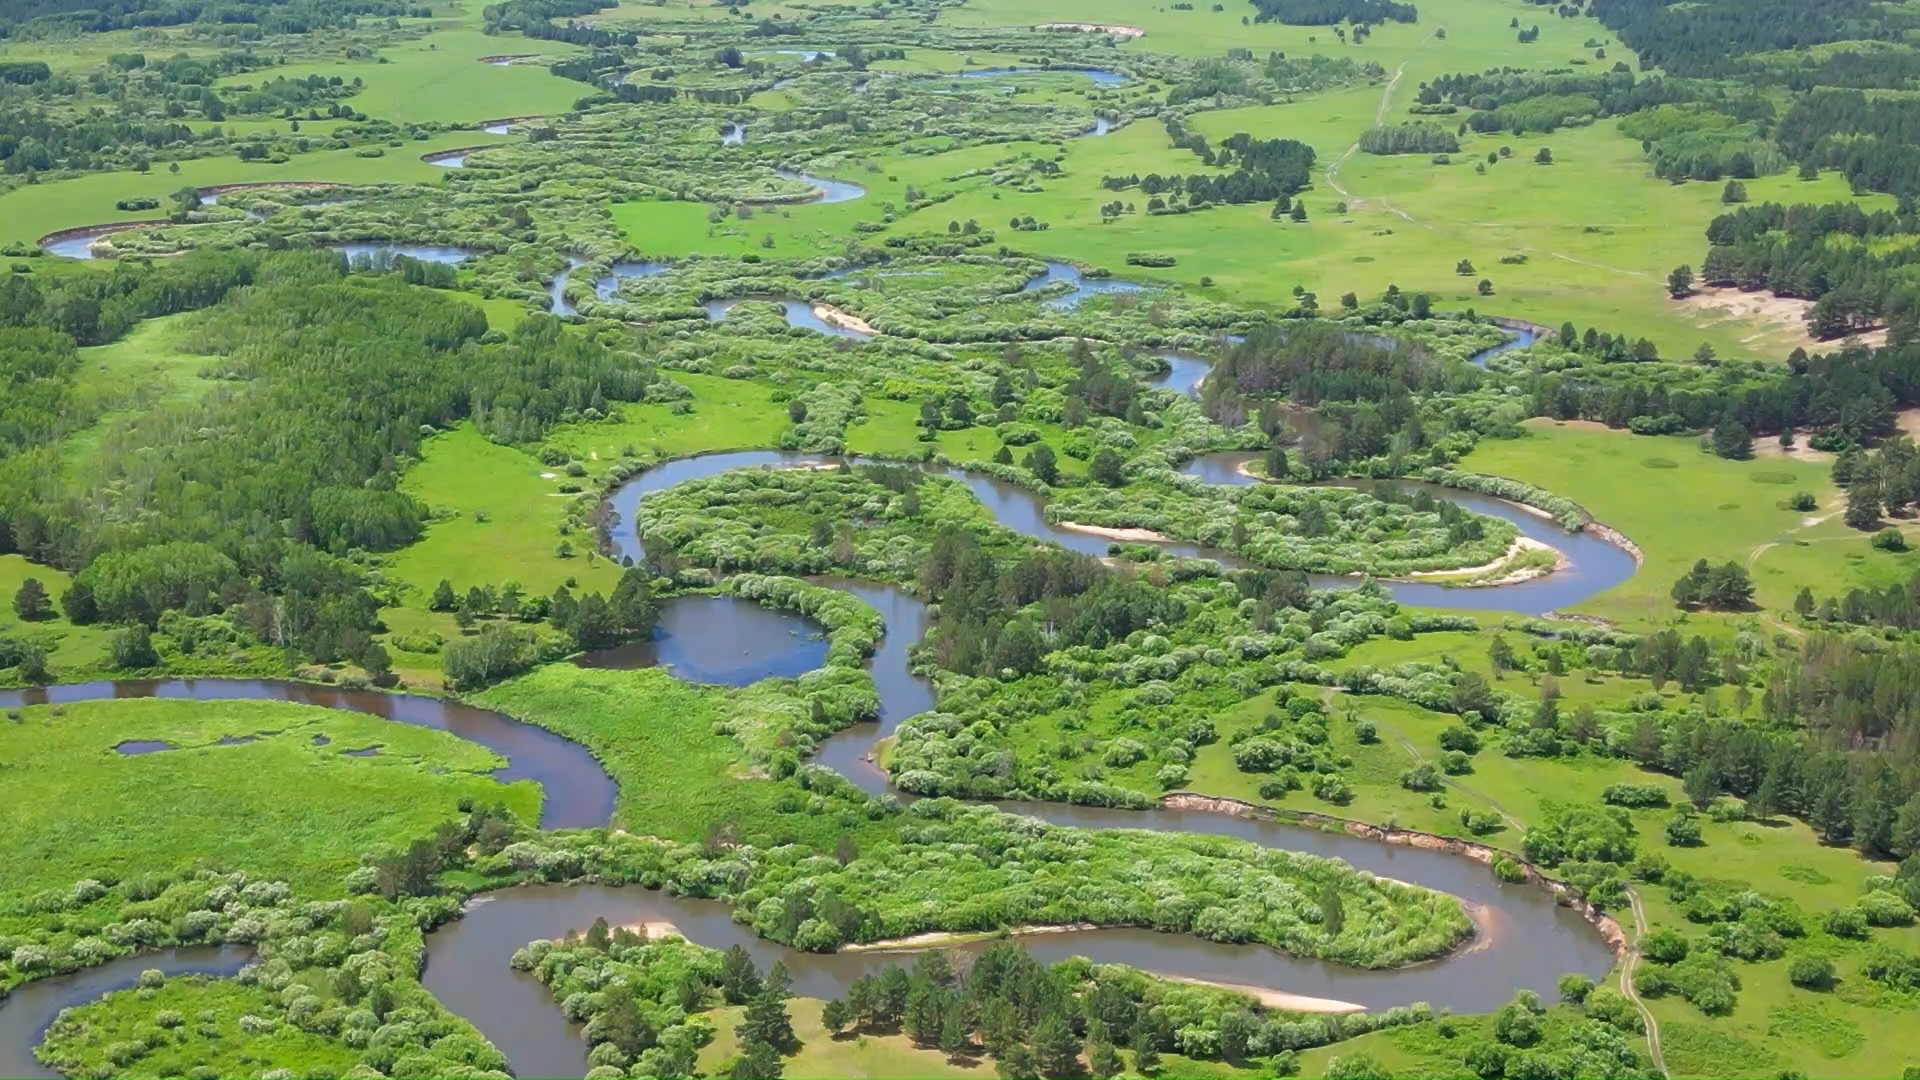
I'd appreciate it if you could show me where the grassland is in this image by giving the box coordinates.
[0,555,112,673]
[40,979,362,1080]
[210,26,585,126]
[1460,421,1918,624]
[468,664,892,850]
[0,698,540,914]
[0,132,488,249]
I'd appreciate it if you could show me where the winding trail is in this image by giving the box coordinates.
[1620,886,1668,1077]
[1324,62,1407,210]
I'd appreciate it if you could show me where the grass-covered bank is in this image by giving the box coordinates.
[0,697,540,918]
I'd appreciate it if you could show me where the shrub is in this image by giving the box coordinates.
[1873,528,1907,552]
[1642,928,1689,963]
[1788,953,1834,990]
[1601,783,1669,809]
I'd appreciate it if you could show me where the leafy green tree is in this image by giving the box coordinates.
[1324,1052,1392,1079]
[430,578,457,612]
[109,625,159,669]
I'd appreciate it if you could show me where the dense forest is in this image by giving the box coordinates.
[0,0,422,38]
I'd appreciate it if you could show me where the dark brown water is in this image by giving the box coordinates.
[0,947,251,1080]
[0,441,1631,1078]
[1178,459,1639,615]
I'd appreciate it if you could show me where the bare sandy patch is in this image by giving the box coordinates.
[1155,975,1364,1014]
[1749,429,1835,464]
[813,304,877,335]
[1038,22,1145,38]
[842,923,1100,952]
[1896,406,1920,441]
[1676,287,1887,351]
[1404,535,1564,585]
[1056,521,1172,543]
[619,920,682,938]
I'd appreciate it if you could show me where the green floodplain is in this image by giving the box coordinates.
[4,0,1920,1077]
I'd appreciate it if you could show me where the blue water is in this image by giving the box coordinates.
[957,66,1127,85]
[772,167,866,204]
[332,243,474,265]
[704,296,873,339]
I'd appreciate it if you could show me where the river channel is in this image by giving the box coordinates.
[0,339,1621,1080]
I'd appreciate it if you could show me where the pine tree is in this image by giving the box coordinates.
[1029,1012,1080,1078]
[720,945,762,1004]
[1086,1021,1123,1079]
[821,997,851,1035]
[730,1040,782,1080]
[997,1043,1040,1080]
[737,962,795,1052]
[430,578,457,612]
[1130,1026,1162,1076]
[905,984,946,1046]
[939,1008,973,1059]
[11,577,51,621]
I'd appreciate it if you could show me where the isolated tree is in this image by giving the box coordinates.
[110,625,159,669]
[1667,265,1694,298]
[1534,147,1553,164]
[430,578,458,612]
[1455,258,1475,275]
[1711,416,1752,460]
[12,577,51,621]
[1089,449,1125,487]
[1477,278,1494,296]
[1023,444,1059,485]
[1721,180,1748,204]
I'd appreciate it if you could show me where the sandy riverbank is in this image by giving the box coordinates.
[1039,22,1145,37]
[1056,521,1174,543]
[841,923,1100,952]
[618,920,682,938]
[813,304,877,335]
[1156,975,1365,1014]
[1405,535,1566,585]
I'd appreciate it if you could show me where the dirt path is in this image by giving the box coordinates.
[1324,62,1406,207]
[1322,59,1657,280]
[1620,886,1667,1077]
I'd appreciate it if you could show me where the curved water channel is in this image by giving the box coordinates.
[0,437,1623,1077]
[0,316,1615,1078]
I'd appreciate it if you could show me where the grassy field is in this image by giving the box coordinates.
[0,556,114,674]
[0,132,486,248]
[1458,420,1917,625]
[211,26,586,126]
[596,0,1877,359]
[0,698,540,915]
[469,664,895,850]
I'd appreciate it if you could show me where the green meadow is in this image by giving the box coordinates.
[1461,421,1917,625]
[0,697,540,913]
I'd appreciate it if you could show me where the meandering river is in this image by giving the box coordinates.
[0,333,1621,1080]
